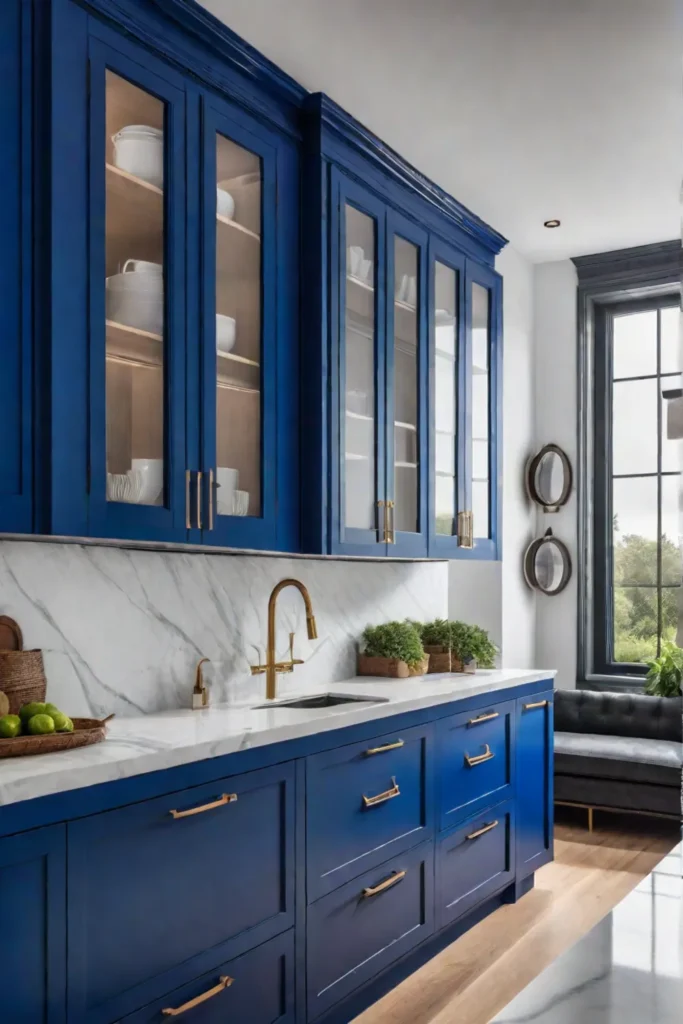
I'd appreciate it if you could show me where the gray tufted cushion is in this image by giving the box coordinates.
[555,689,682,742]
[555,731,682,787]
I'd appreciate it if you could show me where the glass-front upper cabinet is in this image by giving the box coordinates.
[331,174,428,556]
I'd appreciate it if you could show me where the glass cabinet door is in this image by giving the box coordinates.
[88,40,188,540]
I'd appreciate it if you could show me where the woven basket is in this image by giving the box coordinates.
[358,654,430,678]
[423,646,452,673]
[0,616,47,715]
[0,717,111,759]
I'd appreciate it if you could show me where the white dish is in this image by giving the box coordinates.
[107,469,144,504]
[219,489,249,517]
[112,125,164,189]
[216,315,236,354]
[348,245,364,277]
[359,258,373,283]
[216,186,235,219]
[131,458,163,505]
[106,262,164,334]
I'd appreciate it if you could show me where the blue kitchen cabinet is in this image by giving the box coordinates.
[46,0,299,549]
[516,691,555,877]
[0,824,67,1024]
[302,94,506,559]
[0,0,32,533]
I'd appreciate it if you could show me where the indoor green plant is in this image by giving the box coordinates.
[645,641,683,697]
[359,621,428,678]
[416,619,455,673]
[450,621,498,672]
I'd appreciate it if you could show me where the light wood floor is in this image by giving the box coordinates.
[355,811,679,1024]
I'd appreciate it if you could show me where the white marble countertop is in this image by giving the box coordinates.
[0,669,555,808]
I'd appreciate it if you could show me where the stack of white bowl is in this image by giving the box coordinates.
[106,259,163,335]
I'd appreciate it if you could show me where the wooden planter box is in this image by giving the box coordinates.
[357,654,430,678]
[423,646,452,673]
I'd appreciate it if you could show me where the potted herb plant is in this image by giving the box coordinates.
[417,619,454,673]
[358,621,429,678]
[450,621,498,673]
[645,641,683,697]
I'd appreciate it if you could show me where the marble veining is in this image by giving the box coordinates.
[492,842,683,1023]
[0,670,555,807]
[0,539,447,717]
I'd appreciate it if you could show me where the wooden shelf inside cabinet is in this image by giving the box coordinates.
[105,164,163,271]
[216,213,260,243]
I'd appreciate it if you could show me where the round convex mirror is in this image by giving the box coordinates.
[523,529,572,596]
[526,444,572,512]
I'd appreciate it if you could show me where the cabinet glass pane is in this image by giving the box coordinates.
[105,72,165,506]
[472,281,491,538]
[434,262,458,536]
[215,134,262,518]
[393,237,419,533]
[344,206,377,531]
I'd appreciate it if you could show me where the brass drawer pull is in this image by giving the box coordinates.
[363,777,400,808]
[386,499,396,544]
[365,739,404,756]
[466,819,499,841]
[208,468,215,531]
[169,793,237,819]
[468,711,499,726]
[464,744,495,768]
[162,975,233,1016]
[362,869,407,899]
[523,700,550,710]
[196,470,203,530]
[377,499,386,541]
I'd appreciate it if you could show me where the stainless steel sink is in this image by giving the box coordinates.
[252,693,388,710]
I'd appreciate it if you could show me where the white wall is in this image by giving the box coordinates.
[533,260,578,688]
[448,245,537,670]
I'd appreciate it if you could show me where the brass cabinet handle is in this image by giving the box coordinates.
[377,499,386,541]
[169,792,237,819]
[466,819,499,841]
[523,699,550,710]
[457,510,474,548]
[196,470,203,530]
[362,869,407,899]
[362,776,400,808]
[162,976,233,1016]
[185,470,191,529]
[468,711,499,726]
[208,468,215,531]
[386,499,395,543]
[464,744,495,767]
[365,739,404,756]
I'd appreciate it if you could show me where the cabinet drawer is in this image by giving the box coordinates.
[120,930,295,1023]
[306,723,433,900]
[438,701,514,829]
[307,841,434,1019]
[67,763,294,1024]
[437,801,514,930]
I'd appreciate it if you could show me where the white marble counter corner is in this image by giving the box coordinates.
[0,669,556,808]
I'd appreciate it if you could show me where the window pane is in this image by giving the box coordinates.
[434,262,457,536]
[660,305,681,375]
[612,309,656,379]
[393,237,419,534]
[614,586,659,663]
[661,475,682,585]
[344,206,377,531]
[613,476,658,582]
[612,378,657,476]
[471,282,490,538]
[215,133,262,518]
[105,72,165,506]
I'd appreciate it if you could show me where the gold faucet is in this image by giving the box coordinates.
[250,579,318,700]
[193,657,210,709]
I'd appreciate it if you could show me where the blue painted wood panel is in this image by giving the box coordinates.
[306,722,434,900]
[0,0,32,532]
[0,824,66,1024]
[67,762,295,1023]
[516,691,554,877]
[120,930,295,1023]
[307,840,434,1019]
[437,800,514,930]
[438,699,515,829]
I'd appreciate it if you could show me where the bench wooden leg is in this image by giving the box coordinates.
[588,806,594,833]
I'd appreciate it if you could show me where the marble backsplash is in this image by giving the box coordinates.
[0,540,448,717]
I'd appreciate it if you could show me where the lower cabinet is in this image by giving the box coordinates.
[307,841,434,1019]
[516,692,554,877]
[436,801,515,930]
[0,825,66,1024]
[120,931,295,1023]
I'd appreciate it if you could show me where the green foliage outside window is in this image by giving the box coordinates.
[613,532,680,663]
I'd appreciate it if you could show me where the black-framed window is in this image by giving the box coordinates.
[593,295,681,676]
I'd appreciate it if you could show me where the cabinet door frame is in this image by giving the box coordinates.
[84,32,189,543]
[427,237,467,558]
[0,824,67,1024]
[516,691,554,876]
[330,169,388,555]
[385,210,429,556]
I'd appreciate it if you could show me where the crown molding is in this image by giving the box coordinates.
[307,93,508,256]
[572,239,681,291]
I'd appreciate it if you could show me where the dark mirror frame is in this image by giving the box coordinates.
[526,443,573,512]
[523,528,572,596]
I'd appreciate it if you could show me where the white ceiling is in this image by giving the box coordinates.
[201,0,681,263]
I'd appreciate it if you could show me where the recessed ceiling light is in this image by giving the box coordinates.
[544,219,561,228]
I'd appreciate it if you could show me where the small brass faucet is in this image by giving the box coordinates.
[193,657,210,709]
[250,579,318,700]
